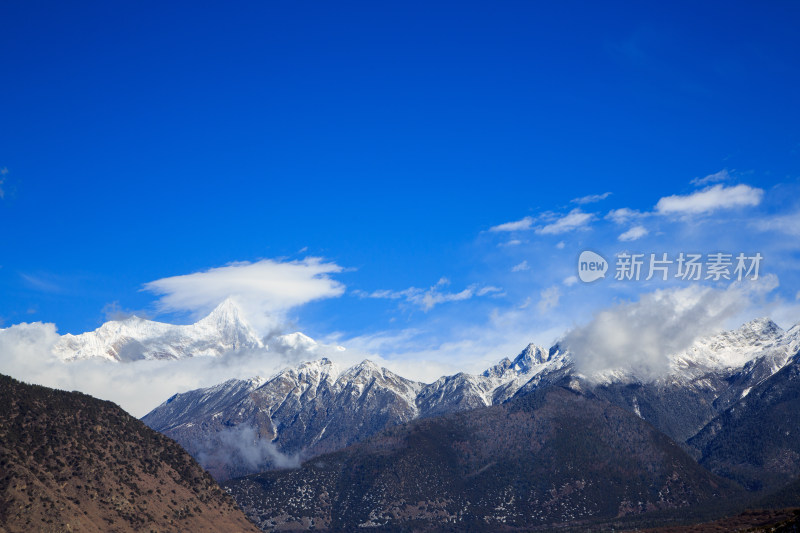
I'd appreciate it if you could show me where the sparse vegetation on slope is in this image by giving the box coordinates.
[0,373,259,532]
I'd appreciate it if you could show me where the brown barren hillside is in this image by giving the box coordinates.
[0,374,259,533]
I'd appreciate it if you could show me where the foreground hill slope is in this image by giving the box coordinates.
[0,374,259,533]
[225,385,741,532]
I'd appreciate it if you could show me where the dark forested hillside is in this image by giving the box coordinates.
[0,374,259,532]
[225,385,741,531]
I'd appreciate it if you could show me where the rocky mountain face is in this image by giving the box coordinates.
[0,374,259,533]
[142,343,564,480]
[688,349,800,492]
[52,298,264,361]
[224,386,742,532]
[143,318,800,482]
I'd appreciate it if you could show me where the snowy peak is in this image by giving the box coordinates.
[53,298,264,362]
[197,298,248,329]
[482,344,550,379]
[671,317,787,372]
[513,343,551,369]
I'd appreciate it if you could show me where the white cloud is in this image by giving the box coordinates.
[358,278,502,312]
[618,225,648,242]
[490,216,533,232]
[511,260,530,272]
[561,281,775,381]
[537,286,561,314]
[563,275,578,286]
[143,258,345,334]
[655,184,763,215]
[606,207,644,224]
[691,169,730,187]
[536,209,594,235]
[753,211,800,237]
[498,239,522,247]
[556,241,566,249]
[571,192,611,205]
[796,290,800,301]
[477,286,504,297]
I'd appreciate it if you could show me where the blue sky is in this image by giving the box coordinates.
[2,1,800,371]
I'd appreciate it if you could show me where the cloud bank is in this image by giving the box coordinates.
[0,321,347,418]
[561,279,777,381]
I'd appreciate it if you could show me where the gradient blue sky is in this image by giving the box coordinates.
[2,1,800,366]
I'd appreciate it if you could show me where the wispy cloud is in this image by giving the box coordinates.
[606,207,644,224]
[691,169,730,187]
[571,192,611,205]
[536,209,594,235]
[20,273,63,293]
[537,286,561,313]
[143,257,345,333]
[491,208,594,237]
[357,278,502,312]
[753,211,800,237]
[490,216,533,232]
[511,260,530,272]
[655,184,763,215]
[618,225,648,242]
[102,301,151,321]
[0,167,7,199]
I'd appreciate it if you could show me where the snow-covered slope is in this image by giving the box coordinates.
[142,342,573,480]
[585,318,800,443]
[415,343,568,417]
[670,318,793,377]
[141,317,800,480]
[143,357,423,480]
[53,298,264,361]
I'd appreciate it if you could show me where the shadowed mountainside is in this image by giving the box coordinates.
[224,385,742,532]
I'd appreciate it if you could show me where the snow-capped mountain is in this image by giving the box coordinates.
[143,317,800,481]
[585,318,800,443]
[143,357,424,480]
[53,298,264,361]
[143,343,569,480]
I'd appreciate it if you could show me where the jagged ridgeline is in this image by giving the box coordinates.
[0,374,259,532]
[143,318,800,484]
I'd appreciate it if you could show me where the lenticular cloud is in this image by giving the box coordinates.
[143,257,345,334]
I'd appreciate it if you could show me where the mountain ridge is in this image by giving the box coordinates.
[143,317,800,481]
